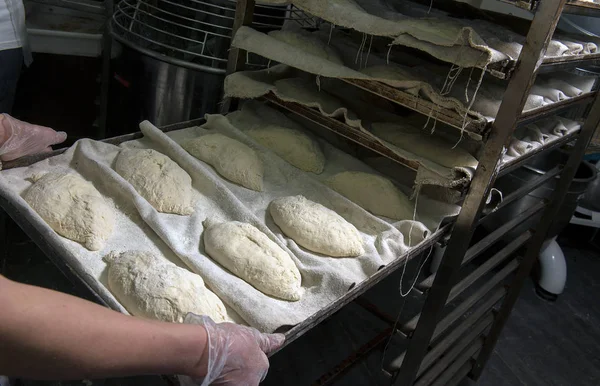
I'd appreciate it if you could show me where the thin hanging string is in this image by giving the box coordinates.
[386,44,393,65]
[328,23,334,45]
[365,35,374,68]
[464,52,485,102]
[428,0,434,14]
[464,65,477,103]
[267,59,272,73]
[430,110,439,134]
[422,103,436,130]
[316,75,321,91]
[380,243,435,369]
[355,32,367,64]
[440,64,463,96]
[454,64,487,149]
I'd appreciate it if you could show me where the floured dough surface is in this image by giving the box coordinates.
[182,133,263,191]
[115,149,194,215]
[104,250,230,323]
[247,124,325,173]
[327,171,412,220]
[203,219,303,301]
[269,30,344,65]
[270,195,364,257]
[371,123,479,170]
[23,172,114,251]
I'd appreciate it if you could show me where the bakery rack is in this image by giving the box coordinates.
[222,0,600,385]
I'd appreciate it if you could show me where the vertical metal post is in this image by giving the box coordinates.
[98,0,114,139]
[471,92,600,379]
[220,0,255,114]
[392,0,568,384]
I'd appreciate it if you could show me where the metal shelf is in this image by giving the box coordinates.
[516,92,596,126]
[414,321,489,386]
[342,79,486,141]
[427,339,483,386]
[263,93,422,171]
[564,0,600,16]
[498,130,579,177]
[274,224,452,354]
[539,53,600,73]
[403,263,515,338]
[490,167,562,212]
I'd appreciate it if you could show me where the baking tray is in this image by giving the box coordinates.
[0,118,453,352]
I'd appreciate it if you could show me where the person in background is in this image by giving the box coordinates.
[1,2,283,383]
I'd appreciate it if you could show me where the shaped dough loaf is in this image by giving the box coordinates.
[23,172,114,251]
[371,123,479,170]
[115,149,194,215]
[327,171,412,220]
[269,30,344,65]
[182,133,263,191]
[203,219,303,301]
[270,195,364,257]
[104,250,230,323]
[247,124,325,173]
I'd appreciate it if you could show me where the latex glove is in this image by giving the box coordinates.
[0,114,67,161]
[180,314,285,386]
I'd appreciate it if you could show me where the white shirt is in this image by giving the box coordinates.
[1,0,31,64]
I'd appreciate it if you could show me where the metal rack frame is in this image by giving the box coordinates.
[224,0,600,385]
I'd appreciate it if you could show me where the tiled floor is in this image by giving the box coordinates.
[2,219,599,386]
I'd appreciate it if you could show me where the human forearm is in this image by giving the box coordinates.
[0,275,208,380]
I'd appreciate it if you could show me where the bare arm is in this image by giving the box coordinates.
[0,275,208,380]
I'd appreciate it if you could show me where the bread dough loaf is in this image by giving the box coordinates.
[23,172,114,251]
[203,219,302,301]
[104,250,229,323]
[269,30,344,65]
[270,195,364,257]
[247,124,325,173]
[115,149,194,215]
[371,123,479,170]
[182,133,263,191]
[327,171,412,220]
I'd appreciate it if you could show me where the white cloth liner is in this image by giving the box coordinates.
[503,117,581,163]
[0,106,459,333]
[225,65,482,192]
[260,0,600,75]
[230,26,598,126]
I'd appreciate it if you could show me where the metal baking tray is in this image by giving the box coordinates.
[0,118,452,352]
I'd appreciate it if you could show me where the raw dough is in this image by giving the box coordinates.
[104,250,230,323]
[23,172,114,251]
[371,123,479,170]
[269,195,364,257]
[327,171,412,220]
[269,30,344,65]
[203,219,303,301]
[247,124,325,173]
[182,133,263,191]
[115,149,194,215]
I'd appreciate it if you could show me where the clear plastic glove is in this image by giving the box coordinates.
[0,114,67,162]
[180,313,285,386]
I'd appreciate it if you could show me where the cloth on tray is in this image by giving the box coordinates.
[503,117,581,163]
[0,106,459,333]
[260,0,510,71]
[224,65,479,191]
[230,27,485,126]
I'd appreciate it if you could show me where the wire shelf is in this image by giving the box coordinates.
[111,0,318,71]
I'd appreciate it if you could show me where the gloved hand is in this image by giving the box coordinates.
[180,313,285,386]
[0,113,67,161]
